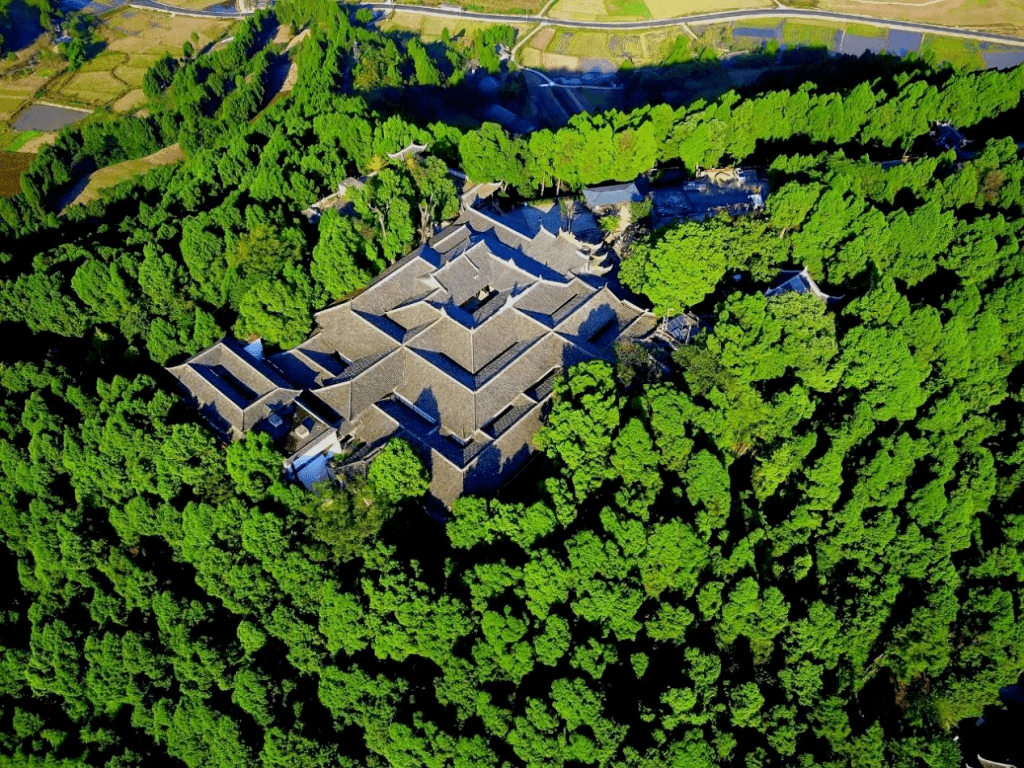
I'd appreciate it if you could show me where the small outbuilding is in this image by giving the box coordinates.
[582,181,644,210]
[765,267,842,307]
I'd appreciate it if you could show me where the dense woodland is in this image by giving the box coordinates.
[2,1,1024,766]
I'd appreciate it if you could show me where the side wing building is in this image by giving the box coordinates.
[168,205,658,507]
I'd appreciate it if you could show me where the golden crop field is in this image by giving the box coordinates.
[59,72,131,106]
[788,0,1024,36]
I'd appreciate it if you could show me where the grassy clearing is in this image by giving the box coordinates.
[605,0,652,19]
[643,0,774,18]
[731,16,779,28]
[845,22,886,38]
[15,131,57,152]
[380,12,531,42]
[782,21,839,48]
[534,24,727,68]
[921,34,985,69]
[565,31,617,57]
[4,129,42,151]
[0,95,26,119]
[462,0,541,11]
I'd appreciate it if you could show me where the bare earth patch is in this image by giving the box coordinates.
[112,89,148,113]
[284,28,312,52]
[14,132,58,152]
[65,143,185,209]
[0,151,33,197]
[531,26,557,49]
[281,61,299,93]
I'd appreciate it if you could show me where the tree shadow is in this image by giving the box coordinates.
[384,45,945,145]
[0,0,46,54]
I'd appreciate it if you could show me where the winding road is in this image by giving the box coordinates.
[126,0,1024,48]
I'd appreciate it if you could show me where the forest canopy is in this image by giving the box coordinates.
[1,1,1024,767]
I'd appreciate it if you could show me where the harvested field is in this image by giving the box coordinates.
[530,26,557,50]
[14,103,91,131]
[608,34,644,59]
[922,34,984,68]
[0,96,25,119]
[551,31,575,54]
[31,10,235,112]
[788,0,1024,37]
[549,0,609,20]
[539,51,580,69]
[0,74,50,120]
[0,151,33,197]
[782,21,840,48]
[380,12,530,42]
[103,10,234,55]
[60,72,130,105]
[112,63,152,89]
[443,0,545,11]
[519,47,544,67]
[567,32,615,58]
[731,16,779,28]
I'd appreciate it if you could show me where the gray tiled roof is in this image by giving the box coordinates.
[583,181,642,208]
[167,338,301,438]
[169,201,659,506]
[764,267,842,306]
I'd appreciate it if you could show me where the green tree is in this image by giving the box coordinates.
[620,220,729,314]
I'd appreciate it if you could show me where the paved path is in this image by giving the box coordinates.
[123,0,1024,48]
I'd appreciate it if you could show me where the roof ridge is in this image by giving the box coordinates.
[220,338,282,391]
[189,365,245,416]
[467,206,532,243]
[317,347,397,389]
